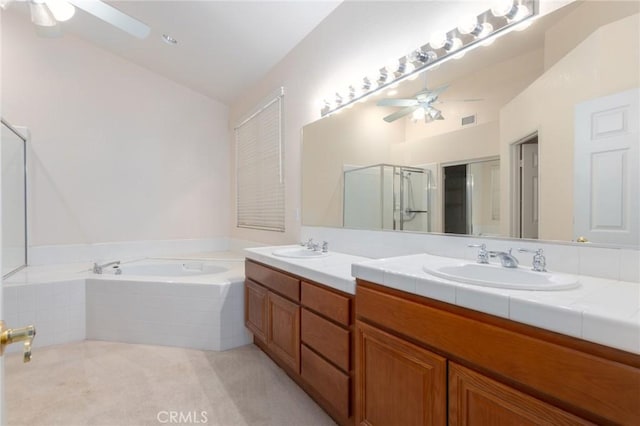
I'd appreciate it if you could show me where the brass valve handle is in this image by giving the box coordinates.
[0,320,36,363]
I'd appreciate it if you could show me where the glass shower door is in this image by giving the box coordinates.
[1,120,27,277]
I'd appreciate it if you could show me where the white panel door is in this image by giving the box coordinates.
[521,143,539,239]
[574,88,639,245]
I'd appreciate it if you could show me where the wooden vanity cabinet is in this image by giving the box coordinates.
[356,279,640,425]
[356,321,447,425]
[245,260,301,373]
[245,260,355,425]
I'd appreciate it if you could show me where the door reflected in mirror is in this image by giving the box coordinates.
[301,0,639,247]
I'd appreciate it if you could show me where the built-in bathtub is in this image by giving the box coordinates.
[3,255,252,353]
[87,258,252,351]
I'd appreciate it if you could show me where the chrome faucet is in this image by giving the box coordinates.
[468,244,489,264]
[518,248,547,272]
[489,249,519,268]
[93,260,121,274]
[321,241,329,253]
[305,238,314,249]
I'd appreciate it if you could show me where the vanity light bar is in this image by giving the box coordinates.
[320,0,537,117]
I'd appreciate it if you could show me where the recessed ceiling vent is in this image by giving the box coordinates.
[461,114,476,126]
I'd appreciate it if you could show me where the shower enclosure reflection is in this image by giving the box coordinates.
[1,119,27,277]
[343,164,431,231]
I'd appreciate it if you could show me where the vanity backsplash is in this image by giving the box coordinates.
[301,226,640,283]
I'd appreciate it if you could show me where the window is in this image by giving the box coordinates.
[235,88,285,231]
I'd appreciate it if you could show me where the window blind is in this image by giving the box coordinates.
[235,89,284,232]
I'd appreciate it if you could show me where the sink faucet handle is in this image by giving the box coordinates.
[306,238,314,249]
[467,243,489,264]
[518,248,547,272]
[321,241,329,253]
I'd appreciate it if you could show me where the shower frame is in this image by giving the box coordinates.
[1,118,28,278]
[343,163,429,231]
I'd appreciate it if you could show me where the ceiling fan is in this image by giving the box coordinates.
[376,84,482,124]
[1,0,150,39]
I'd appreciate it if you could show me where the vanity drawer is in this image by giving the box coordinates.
[301,308,350,372]
[301,281,351,326]
[245,260,300,302]
[301,344,350,419]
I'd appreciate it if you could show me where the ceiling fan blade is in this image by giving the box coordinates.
[383,105,419,122]
[68,0,150,39]
[377,99,419,107]
[424,84,450,102]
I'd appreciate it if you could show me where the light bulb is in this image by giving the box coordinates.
[45,0,75,22]
[404,61,416,74]
[429,32,448,50]
[491,0,515,17]
[458,16,479,35]
[511,4,530,21]
[446,37,463,52]
[477,22,494,38]
[412,107,425,121]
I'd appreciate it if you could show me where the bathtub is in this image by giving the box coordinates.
[86,257,252,351]
[100,258,237,278]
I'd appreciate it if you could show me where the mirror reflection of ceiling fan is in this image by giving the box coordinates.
[0,0,150,39]
[376,84,482,124]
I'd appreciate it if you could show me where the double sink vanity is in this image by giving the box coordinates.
[244,244,639,425]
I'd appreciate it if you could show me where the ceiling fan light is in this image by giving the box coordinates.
[45,0,75,22]
[412,107,425,122]
[29,1,56,27]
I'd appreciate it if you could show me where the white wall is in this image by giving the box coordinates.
[1,11,230,246]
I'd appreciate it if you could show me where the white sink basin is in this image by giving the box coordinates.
[423,262,579,291]
[272,247,331,259]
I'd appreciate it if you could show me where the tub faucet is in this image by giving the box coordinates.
[488,249,519,268]
[93,260,121,274]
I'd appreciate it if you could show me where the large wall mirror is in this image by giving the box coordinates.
[302,0,639,247]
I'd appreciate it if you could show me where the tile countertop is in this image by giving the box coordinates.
[352,253,640,355]
[244,246,370,295]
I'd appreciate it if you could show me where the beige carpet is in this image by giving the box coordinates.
[4,340,336,426]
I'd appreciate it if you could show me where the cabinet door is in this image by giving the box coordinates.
[356,321,446,426]
[449,362,593,426]
[245,279,267,342]
[268,291,301,373]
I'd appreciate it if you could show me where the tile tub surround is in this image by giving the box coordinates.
[86,277,251,351]
[3,279,86,353]
[244,245,371,295]
[352,253,640,354]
